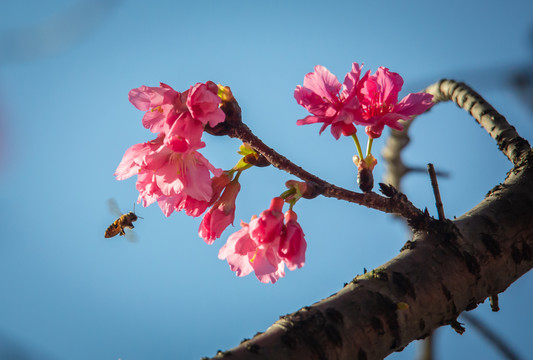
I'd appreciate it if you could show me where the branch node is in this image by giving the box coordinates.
[246,343,260,353]
[378,182,398,197]
[450,319,466,335]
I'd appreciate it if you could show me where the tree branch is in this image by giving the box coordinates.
[227,122,423,221]
[205,82,533,359]
[208,149,533,360]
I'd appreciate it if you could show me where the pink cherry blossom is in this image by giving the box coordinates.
[294,63,363,139]
[128,81,226,152]
[218,219,286,284]
[186,81,226,128]
[199,179,241,244]
[218,223,256,277]
[250,244,286,284]
[356,66,434,138]
[218,199,309,283]
[163,113,206,153]
[248,197,285,244]
[279,210,306,271]
[207,171,233,206]
[114,135,222,217]
[114,134,166,181]
[128,83,186,134]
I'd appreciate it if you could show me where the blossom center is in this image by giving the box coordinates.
[250,249,258,263]
[362,97,393,119]
[151,105,163,113]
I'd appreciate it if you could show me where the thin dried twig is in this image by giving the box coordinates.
[427,163,446,220]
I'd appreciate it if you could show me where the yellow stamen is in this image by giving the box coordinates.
[250,250,258,263]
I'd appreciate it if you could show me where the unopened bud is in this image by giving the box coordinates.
[243,153,270,167]
[357,168,374,193]
[353,154,377,193]
[285,180,320,199]
[204,90,242,136]
[217,84,234,102]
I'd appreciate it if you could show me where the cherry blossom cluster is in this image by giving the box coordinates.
[218,197,306,284]
[113,61,432,283]
[294,63,433,191]
[114,82,227,218]
[294,62,433,139]
[114,81,307,283]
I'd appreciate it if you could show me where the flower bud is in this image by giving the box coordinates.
[357,167,374,193]
[284,180,320,199]
[243,153,270,167]
[204,87,242,136]
[353,154,377,193]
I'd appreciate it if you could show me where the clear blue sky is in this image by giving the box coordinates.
[1,1,532,359]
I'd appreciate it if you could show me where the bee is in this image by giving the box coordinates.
[105,199,142,240]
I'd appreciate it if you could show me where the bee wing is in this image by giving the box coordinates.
[107,198,123,217]
[125,230,139,243]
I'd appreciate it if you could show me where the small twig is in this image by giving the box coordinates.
[450,319,466,335]
[427,163,445,220]
[408,166,449,178]
[461,312,523,360]
[227,122,424,221]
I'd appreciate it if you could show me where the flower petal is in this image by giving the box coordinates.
[394,92,434,117]
[303,65,342,102]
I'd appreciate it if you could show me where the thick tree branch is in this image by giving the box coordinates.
[208,149,533,360]
[205,82,533,359]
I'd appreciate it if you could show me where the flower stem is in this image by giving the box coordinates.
[366,138,373,157]
[352,134,365,160]
[280,188,296,199]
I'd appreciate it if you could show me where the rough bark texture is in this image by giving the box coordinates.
[206,81,533,360]
[208,151,533,360]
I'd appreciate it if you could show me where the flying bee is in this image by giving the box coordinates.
[105,199,142,240]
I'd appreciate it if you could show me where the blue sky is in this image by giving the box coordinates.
[0,1,532,359]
